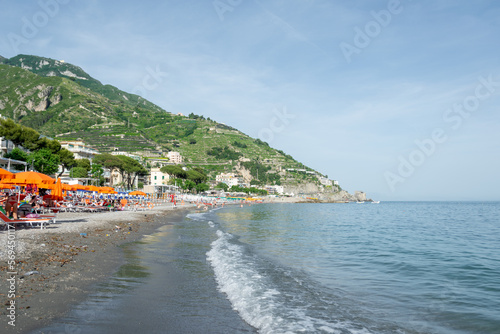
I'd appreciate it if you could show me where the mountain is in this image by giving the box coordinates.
[1,54,161,111]
[0,54,355,198]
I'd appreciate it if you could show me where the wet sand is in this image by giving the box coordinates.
[0,204,192,333]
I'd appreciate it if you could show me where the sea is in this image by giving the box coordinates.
[38,201,500,334]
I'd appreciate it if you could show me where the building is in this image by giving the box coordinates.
[111,151,141,162]
[265,185,284,195]
[167,151,183,164]
[0,137,15,156]
[60,141,99,160]
[147,158,173,168]
[216,172,241,188]
[150,167,170,186]
[319,177,333,186]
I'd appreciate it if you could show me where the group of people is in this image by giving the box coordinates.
[0,191,46,219]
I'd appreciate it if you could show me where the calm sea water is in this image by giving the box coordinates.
[207,202,500,334]
[39,202,500,334]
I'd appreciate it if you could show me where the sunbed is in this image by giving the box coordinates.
[0,211,53,229]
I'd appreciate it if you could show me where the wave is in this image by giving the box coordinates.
[207,230,373,334]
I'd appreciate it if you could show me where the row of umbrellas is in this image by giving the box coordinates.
[0,169,147,200]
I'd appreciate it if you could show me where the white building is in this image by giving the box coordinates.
[319,177,333,186]
[150,167,170,186]
[216,172,241,187]
[167,151,183,164]
[0,137,15,156]
[111,151,141,162]
[60,140,99,160]
[266,185,284,195]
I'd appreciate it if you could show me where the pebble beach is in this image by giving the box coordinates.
[0,203,191,333]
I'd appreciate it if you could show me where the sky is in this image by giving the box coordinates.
[1,0,499,201]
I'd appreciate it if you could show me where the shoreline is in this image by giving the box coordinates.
[0,204,194,333]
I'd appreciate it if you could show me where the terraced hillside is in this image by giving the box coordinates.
[0,54,333,189]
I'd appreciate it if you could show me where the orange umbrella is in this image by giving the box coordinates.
[129,190,147,196]
[0,183,15,189]
[62,183,74,191]
[0,168,14,180]
[98,186,114,193]
[82,185,100,192]
[72,184,87,191]
[2,171,55,186]
[52,178,63,201]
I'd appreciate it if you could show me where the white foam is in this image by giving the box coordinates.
[207,230,370,334]
[208,221,215,228]
[186,212,208,221]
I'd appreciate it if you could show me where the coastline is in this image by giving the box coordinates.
[0,204,193,333]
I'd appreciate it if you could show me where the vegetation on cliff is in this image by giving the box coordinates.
[0,54,332,188]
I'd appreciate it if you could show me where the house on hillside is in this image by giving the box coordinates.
[111,151,141,162]
[150,167,170,186]
[216,172,242,188]
[60,140,100,160]
[167,151,183,164]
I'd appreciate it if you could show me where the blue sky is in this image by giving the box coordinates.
[1,0,499,200]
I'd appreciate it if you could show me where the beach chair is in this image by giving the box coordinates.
[0,211,53,229]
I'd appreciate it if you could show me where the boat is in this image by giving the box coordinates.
[372,201,380,204]
[356,201,365,204]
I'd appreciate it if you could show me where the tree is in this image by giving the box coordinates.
[182,180,196,192]
[3,148,29,171]
[215,182,229,191]
[57,148,76,178]
[4,148,28,161]
[34,137,61,153]
[116,155,148,189]
[168,178,184,189]
[27,148,60,175]
[186,169,207,184]
[93,153,123,170]
[90,163,104,186]
[75,158,91,171]
[0,118,24,146]
[19,127,41,151]
[70,167,89,178]
[161,165,187,179]
[195,183,209,193]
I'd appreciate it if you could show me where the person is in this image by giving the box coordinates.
[29,195,42,212]
[5,192,19,219]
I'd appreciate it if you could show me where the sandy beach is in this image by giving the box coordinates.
[0,203,192,334]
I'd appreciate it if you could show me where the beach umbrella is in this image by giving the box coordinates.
[1,171,55,186]
[72,184,86,191]
[98,186,116,194]
[0,168,14,180]
[52,178,64,201]
[87,185,100,192]
[62,183,75,191]
[0,183,15,189]
[129,190,147,196]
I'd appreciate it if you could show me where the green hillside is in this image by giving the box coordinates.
[1,54,162,112]
[0,55,327,186]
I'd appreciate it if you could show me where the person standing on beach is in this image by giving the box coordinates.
[4,192,19,219]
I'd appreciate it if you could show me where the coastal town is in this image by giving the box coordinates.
[0,123,367,203]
